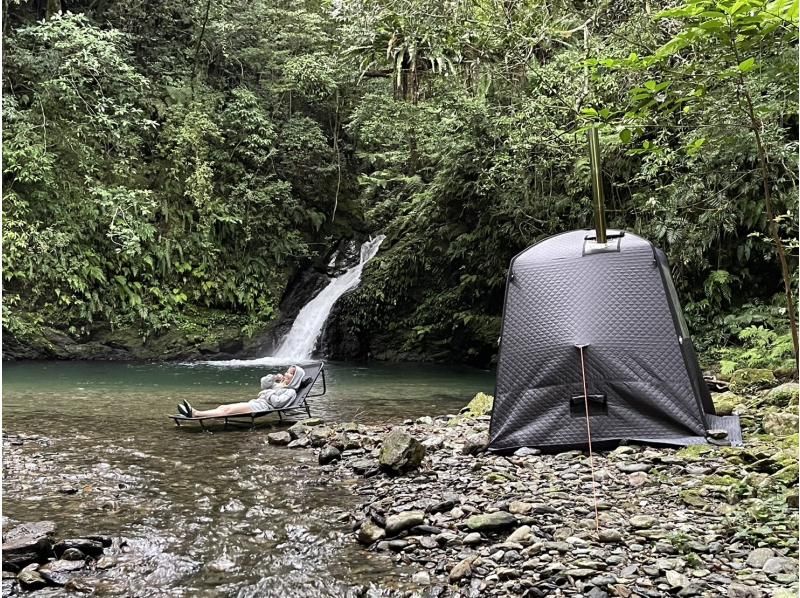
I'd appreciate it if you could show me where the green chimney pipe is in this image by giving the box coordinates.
[587,127,607,244]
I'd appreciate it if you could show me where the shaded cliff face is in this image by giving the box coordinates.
[238,236,367,360]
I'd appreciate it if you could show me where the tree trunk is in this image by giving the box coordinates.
[46,0,60,18]
[739,75,799,370]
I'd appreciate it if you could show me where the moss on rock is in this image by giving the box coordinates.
[765,382,800,408]
[676,444,715,461]
[449,392,494,426]
[729,368,777,392]
[713,391,746,415]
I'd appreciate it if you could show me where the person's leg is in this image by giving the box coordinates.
[191,402,253,418]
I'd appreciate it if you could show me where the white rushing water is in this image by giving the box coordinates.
[204,235,385,367]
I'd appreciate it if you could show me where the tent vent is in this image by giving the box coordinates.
[570,394,607,417]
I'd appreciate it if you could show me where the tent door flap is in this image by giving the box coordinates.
[570,394,608,417]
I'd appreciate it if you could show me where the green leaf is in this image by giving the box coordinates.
[738,57,757,72]
[619,129,632,143]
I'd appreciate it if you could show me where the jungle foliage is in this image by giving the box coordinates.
[3,0,798,367]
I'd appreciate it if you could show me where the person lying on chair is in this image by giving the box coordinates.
[177,365,305,418]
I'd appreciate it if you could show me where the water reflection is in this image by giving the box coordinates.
[3,361,494,595]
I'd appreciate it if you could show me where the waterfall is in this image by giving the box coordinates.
[203,235,385,366]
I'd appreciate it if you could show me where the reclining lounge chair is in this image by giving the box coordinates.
[169,362,326,431]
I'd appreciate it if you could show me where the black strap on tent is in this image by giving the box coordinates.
[577,344,601,534]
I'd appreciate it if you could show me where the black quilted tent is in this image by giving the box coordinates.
[489,229,742,451]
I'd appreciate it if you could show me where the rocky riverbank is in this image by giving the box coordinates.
[3,377,797,597]
[266,380,799,598]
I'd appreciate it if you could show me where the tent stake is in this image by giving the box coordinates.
[578,344,601,534]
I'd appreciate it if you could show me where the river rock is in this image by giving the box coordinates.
[318,446,341,465]
[54,538,104,558]
[449,557,474,583]
[421,436,444,451]
[628,515,656,529]
[762,412,797,436]
[357,520,385,545]
[728,583,762,598]
[412,570,430,585]
[617,463,652,473]
[16,565,46,591]
[351,459,379,476]
[628,471,649,487]
[38,559,85,586]
[462,432,489,455]
[506,525,531,544]
[598,528,623,543]
[2,522,57,571]
[766,382,799,407]
[463,532,482,545]
[309,426,333,447]
[713,391,745,415]
[745,547,774,569]
[267,432,291,446]
[287,422,309,440]
[385,511,425,536]
[730,368,776,391]
[666,570,690,588]
[378,429,426,474]
[287,437,311,449]
[466,512,517,532]
[762,556,796,575]
[301,418,324,426]
[60,548,86,561]
[64,577,97,593]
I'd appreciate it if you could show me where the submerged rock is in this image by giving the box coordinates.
[357,520,385,545]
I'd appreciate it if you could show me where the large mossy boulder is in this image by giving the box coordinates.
[763,411,798,437]
[378,429,426,474]
[462,392,494,417]
[713,391,746,415]
[730,368,776,392]
[765,383,800,408]
[449,392,494,426]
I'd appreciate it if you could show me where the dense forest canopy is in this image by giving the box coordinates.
[2,0,798,369]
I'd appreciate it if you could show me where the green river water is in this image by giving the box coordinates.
[2,361,494,597]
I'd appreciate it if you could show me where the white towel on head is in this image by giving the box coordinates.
[287,366,305,390]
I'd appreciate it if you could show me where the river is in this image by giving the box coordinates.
[2,361,494,596]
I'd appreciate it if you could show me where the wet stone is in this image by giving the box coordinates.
[357,520,385,545]
[266,432,291,446]
[318,446,341,465]
[384,511,425,536]
[17,566,46,591]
